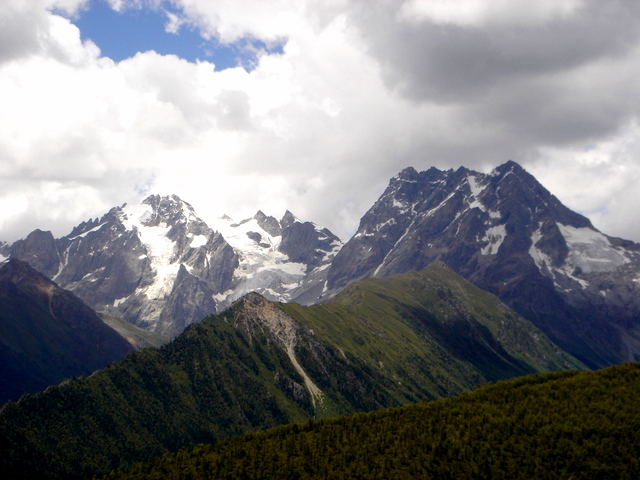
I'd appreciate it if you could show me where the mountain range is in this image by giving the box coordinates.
[4,160,640,368]
[325,161,640,368]
[1,158,639,476]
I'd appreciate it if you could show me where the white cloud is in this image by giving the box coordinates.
[1,0,640,247]
[398,0,583,27]
[530,120,640,241]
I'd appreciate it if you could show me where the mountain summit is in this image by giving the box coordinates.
[326,161,640,367]
[2,195,342,337]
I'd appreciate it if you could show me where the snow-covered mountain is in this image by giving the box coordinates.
[1,195,342,337]
[209,210,341,310]
[326,161,640,368]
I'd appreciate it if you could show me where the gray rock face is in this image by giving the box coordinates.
[7,230,60,279]
[280,219,341,268]
[3,195,240,337]
[326,160,640,368]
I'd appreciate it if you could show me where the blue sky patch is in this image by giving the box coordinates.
[63,0,284,71]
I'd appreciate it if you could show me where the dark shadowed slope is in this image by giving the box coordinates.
[0,259,133,405]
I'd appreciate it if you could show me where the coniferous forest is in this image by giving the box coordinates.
[105,363,640,480]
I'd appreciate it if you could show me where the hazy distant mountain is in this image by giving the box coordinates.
[326,160,640,368]
[0,263,580,479]
[0,259,133,404]
[2,195,341,337]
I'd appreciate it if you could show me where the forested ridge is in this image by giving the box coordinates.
[106,363,640,480]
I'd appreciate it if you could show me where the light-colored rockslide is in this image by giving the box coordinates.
[235,293,324,410]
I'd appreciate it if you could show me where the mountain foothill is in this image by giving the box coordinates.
[1,160,640,478]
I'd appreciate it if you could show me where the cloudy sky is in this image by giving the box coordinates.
[2,0,640,245]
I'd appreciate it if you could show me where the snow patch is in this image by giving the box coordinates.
[70,222,105,239]
[468,199,486,212]
[467,174,486,197]
[189,234,208,248]
[527,223,625,290]
[122,203,180,300]
[210,213,330,307]
[528,225,549,271]
[113,297,128,307]
[375,218,397,231]
[481,224,506,255]
[557,223,629,274]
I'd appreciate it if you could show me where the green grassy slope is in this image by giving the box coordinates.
[0,263,582,479]
[284,262,582,399]
[107,363,640,480]
[100,314,170,350]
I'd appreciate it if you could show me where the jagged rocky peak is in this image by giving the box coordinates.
[327,160,640,368]
[394,165,419,181]
[3,229,60,278]
[254,210,282,237]
[3,194,239,338]
[135,194,200,227]
[118,194,211,237]
[3,193,342,337]
[280,210,296,228]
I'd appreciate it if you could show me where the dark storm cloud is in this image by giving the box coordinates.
[351,1,640,103]
[335,0,640,176]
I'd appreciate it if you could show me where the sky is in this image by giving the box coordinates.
[1,0,640,245]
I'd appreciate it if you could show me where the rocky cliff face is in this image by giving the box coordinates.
[326,161,640,367]
[2,195,342,337]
